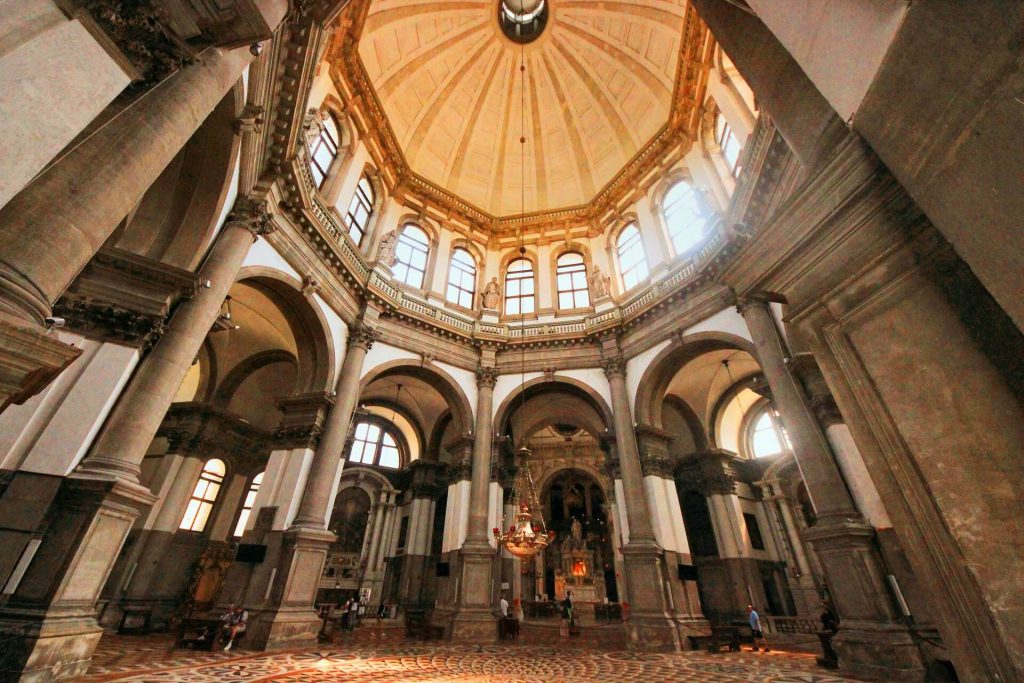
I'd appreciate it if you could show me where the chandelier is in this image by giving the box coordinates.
[493,446,552,558]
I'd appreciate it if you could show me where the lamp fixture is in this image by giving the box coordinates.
[493,32,551,560]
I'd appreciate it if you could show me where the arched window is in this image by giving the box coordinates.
[309,113,340,188]
[504,258,535,315]
[616,224,648,290]
[344,174,374,245]
[350,420,402,469]
[715,111,742,176]
[663,181,710,255]
[393,224,429,288]
[446,248,476,309]
[556,252,589,309]
[233,472,263,538]
[180,459,226,532]
[749,406,790,458]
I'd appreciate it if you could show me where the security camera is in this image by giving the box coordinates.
[44,317,65,329]
[250,42,263,56]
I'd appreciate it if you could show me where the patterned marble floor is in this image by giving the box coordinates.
[82,634,863,682]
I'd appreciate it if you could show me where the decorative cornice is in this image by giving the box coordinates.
[52,296,165,349]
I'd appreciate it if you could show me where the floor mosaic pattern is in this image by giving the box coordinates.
[82,634,863,682]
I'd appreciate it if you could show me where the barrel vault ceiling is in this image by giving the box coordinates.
[356,0,689,217]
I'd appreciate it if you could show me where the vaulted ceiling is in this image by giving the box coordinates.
[357,0,689,217]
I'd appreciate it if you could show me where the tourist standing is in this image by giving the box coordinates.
[748,604,770,652]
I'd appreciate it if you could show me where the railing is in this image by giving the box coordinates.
[765,615,819,635]
[289,147,737,346]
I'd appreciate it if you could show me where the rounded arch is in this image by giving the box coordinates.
[536,463,610,505]
[319,94,357,150]
[445,239,484,311]
[498,245,539,274]
[338,464,399,496]
[233,267,337,393]
[634,331,759,429]
[358,360,474,436]
[212,349,297,409]
[493,375,614,443]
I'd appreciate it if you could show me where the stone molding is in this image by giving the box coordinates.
[52,297,165,349]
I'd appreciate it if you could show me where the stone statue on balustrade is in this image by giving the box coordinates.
[377,230,398,266]
[589,266,611,299]
[482,277,501,309]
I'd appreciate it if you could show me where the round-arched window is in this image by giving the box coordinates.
[350,420,402,469]
[663,181,710,255]
[749,407,790,458]
[393,224,430,288]
[616,224,648,290]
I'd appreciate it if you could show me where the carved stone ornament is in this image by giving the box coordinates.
[476,365,498,389]
[639,452,675,479]
[273,423,323,449]
[589,265,611,299]
[447,459,473,482]
[226,196,275,240]
[600,355,626,380]
[703,469,738,496]
[301,274,321,296]
[347,324,376,351]
[377,229,398,266]
[52,297,165,349]
[84,0,195,87]
[481,277,501,309]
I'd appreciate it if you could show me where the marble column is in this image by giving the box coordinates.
[449,365,498,640]
[0,197,272,680]
[739,296,924,678]
[601,355,679,651]
[248,322,376,650]
[0,44,259,414]
[82,198,275,482]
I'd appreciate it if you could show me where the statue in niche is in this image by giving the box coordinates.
[482,277,501,309]
[589,265,611,299]
[377,230,398,266]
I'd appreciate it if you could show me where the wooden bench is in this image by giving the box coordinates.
[690,626,741,653]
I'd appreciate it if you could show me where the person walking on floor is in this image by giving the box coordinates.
[748,604,770,652]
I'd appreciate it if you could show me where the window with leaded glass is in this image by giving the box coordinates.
[349,421,402,469]
[393,224,429,288]
[504,258,535,315]
[179,459,226,533]
[556,252,590,309]
[446,248,476,309]
[616,224,648,290]
[344,175,374,245]
[309,114,339,188]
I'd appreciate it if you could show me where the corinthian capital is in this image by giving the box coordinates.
[734,292,772,316]
[476,365,498,389]
[601,355,626,380]
[226,196,275,241]
[347,324,377,351]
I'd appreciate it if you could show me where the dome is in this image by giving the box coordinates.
[357,0,690,217]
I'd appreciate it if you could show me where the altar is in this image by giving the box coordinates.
[553,519,605,625]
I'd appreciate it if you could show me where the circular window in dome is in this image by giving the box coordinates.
[499,0,548,43]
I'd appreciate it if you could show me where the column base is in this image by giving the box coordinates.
[619,542,682,652]
[832,621,927,681]
[245,526,334,651]
[448,543,497,643]
[0,612,103,682]
[0,320,81,412]
[0,474,154,681]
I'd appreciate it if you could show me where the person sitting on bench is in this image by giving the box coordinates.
[221,605,248,651]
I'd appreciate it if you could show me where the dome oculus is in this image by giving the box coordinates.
[499,0,548,43]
